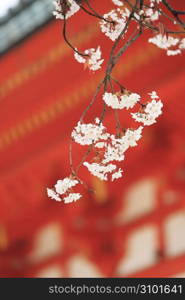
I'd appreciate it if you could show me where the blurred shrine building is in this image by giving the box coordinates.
[0,0,185,278]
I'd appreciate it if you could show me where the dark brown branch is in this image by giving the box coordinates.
[80,78,105,122]
[79,0,113,23]
[162,0,185,28]
[162,0,185,15]
[63,14,89,56]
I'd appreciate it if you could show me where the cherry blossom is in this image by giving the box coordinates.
[131,112,157,126]
[167,49,182,56]
[148,34,179,50]
[145,99,163,117]
[74,46,104,71]
[149,91,159,99]
[145,8,160,21]
[150,0,162,4]
[104,126,143,162]
[103,92,140,110]
[53,0,80,20]
[102,138,126,164]
[47,188,61,202]
[112,168,123,181]
[55,177,79,195]
[63,193,82,203]
[179,38,185,50]
[132,96,163,126]
[83,162,117,181]
[71,118,108,145]
[148,34,185,56]
[47,177,81,204]
[100,8,130,41]
[47,0,185,203]
[124,126,143,147]
[112,0,123,6]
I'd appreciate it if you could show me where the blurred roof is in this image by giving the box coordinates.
[0,0,53,54]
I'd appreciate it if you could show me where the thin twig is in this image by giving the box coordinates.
[63,14,89,56]
[80,78,105,122]
[79,0,114,23]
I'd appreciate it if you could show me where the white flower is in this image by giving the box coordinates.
[72,119,108,145]
[47,188,61,201]
[149,91,159,99]
[63,193,81,203]
[55,177,79,195]
[148,34,179,49]
[167,49,181,56]
[112,0,123,6]
[53,0,80,20]
[83,161,123,182]
[132,98,163,126]
[139,10,144,16]
[133,12,140,21]
[132,112,156,126]
[111,168,123,181]
[103,92,140,110]
[74,46,104,71]
[83,162,117,181]
[74,52,86,63]
[102,127,142,164]
[47,176,82,204]
[102,140,126,163]
[148,34,185,56]
[103,92,119,108]
[150,0,162,5]
[87,46,104,71]
[100,8,130,41]
[121,93,141,109]
[124,126,143,147]
[145,100,163,118]
[95,142,106,148]
[179,38,185,50]
[145,8,160,21]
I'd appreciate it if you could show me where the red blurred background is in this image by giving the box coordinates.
[0,0,185,278]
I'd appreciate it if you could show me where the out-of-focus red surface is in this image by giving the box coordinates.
[0,0,185,278]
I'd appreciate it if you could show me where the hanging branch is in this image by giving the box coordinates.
[47,0,185,204]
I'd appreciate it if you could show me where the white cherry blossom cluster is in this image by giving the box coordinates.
[149,34,185,56]
[100,126,143,164]
[74,117,143,181]
[48,0,185,204]
[145,0,162,21]
[74,46,104,71]
[134,6,160,22]
[53,0,80,19]
[100,8,130,41]
[52,1,185,59]
[103,91,140,109]
[112,0,123,6]
[47,89,163,202]
[132,91,163,126]
[47,177,81,203]
[112,0,160,22]
[71,118,108,145]
[82,126,143,181]
[144,8,160,22]
[145,8,160,21]
[83,162,120,181]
